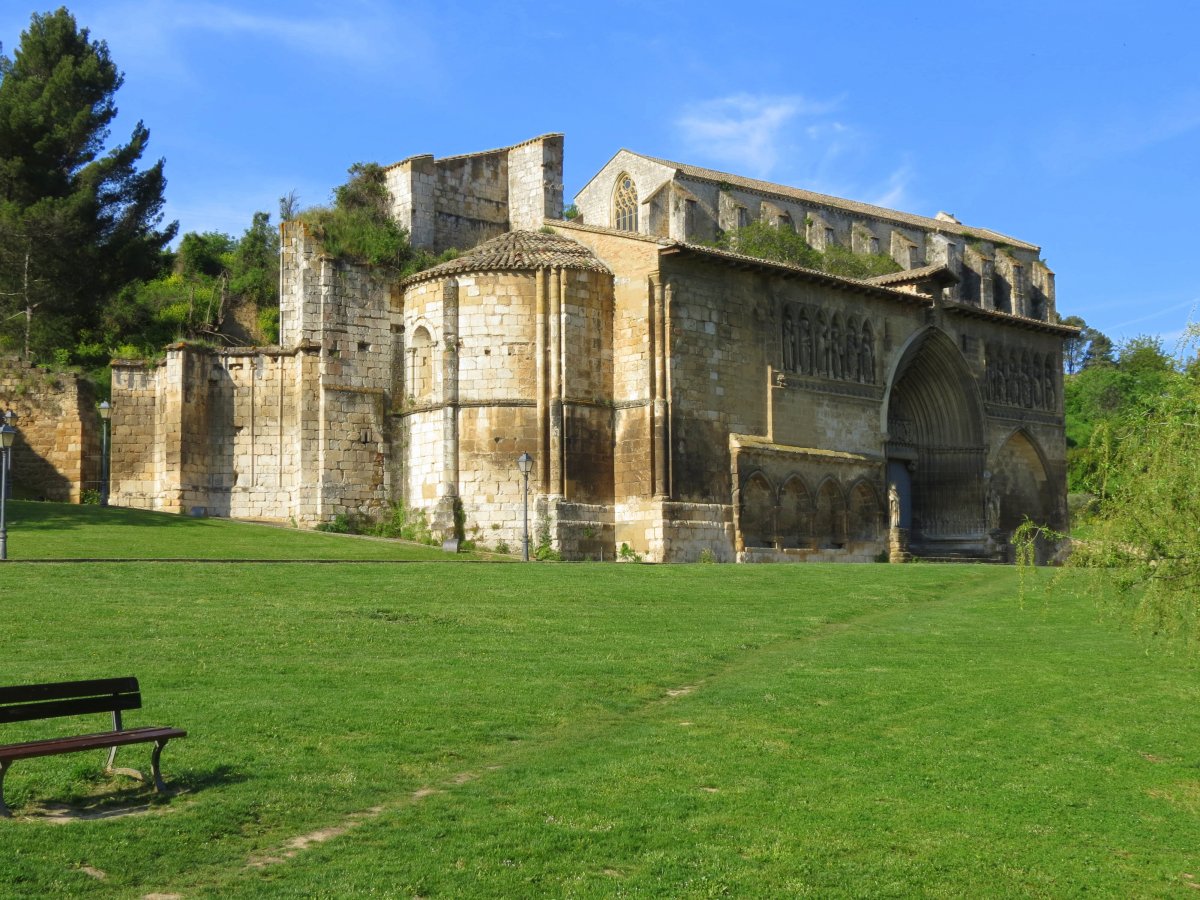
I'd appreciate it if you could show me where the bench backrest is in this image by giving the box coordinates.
[0,678,142,725]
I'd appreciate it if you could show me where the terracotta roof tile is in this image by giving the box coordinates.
[403,230,611,285]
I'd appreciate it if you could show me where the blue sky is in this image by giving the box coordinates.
[3,0,1197,347]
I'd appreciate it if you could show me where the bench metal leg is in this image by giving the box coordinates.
[0,760,10,817]
[150,739,170,793]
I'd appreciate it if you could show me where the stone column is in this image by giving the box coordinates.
[535,267,549,493]
[548,266,563,498]
[650,275,668,499]
[436,277,460,534]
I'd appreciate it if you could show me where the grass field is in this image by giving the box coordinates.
[1,504,1199,897]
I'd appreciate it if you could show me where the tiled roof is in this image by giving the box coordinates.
[941,302,1081,336]
[866,264,960,287]
[623,151,1040,252]
[660,241,931,305]
[403,230,611,285]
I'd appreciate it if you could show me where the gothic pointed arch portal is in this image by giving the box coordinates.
[884,328,987,555]
[989,429,1050,535]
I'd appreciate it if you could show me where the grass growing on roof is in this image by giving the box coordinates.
[0,512,1198,895]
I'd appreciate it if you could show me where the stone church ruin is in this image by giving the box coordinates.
[109,134,1072,562]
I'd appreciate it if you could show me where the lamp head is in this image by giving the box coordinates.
[517,451,534,475]
[0,423,15,450]
[98,401,111,421]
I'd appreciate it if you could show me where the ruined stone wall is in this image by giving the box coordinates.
[384,135,565,255]
[110,360,159,509]
[113,224,391,525]
[509,136,564,229]
[0,356,99,502]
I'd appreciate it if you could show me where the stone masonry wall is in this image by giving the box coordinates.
[384,135,565,255]
[574,150,1053,319]
[0,356,100,502]
[110,360,160,509]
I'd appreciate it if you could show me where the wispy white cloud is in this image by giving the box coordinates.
[86,0,432,79]
[676,94,838,179]
[1040,90,1200,172]
[675,92,915,210]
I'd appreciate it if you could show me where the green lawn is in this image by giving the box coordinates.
[1,500,460,560]
[1,506,1198,897]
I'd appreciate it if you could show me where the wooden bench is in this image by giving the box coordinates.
[0,677,186,816]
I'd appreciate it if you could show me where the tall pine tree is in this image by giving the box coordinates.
[0,7,176,359]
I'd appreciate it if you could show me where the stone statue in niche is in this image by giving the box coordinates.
[782,310,795,371]
[799,313,812,374]
[845,320,860,382]
[985,484,1001,531]
[816,313,829,376]
[860,324,875,384]
[830,317,843,379]
[887,483,901,531]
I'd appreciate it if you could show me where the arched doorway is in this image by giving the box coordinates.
[884,328,987,556]
[989,430,1050,534]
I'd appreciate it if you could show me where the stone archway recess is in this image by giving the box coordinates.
[884,328,988,557]
[990,429,1051,534]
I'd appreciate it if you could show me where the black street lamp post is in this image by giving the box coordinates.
[517,451,534,561]
[0,416,15,561]
[98,401,111,507]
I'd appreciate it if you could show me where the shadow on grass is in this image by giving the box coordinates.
[5,500,222,532]
[16,764,247,822]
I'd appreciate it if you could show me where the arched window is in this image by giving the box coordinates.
[408,326,434,402]
[613,173,638,232]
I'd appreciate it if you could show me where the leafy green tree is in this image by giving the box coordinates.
[228,212,278,308]
[1081,326,1115,369]
[0,8,176,359]
[1063,354,1200,643]
[1060,314,1088,374]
